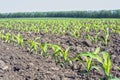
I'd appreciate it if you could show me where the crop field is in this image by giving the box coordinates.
[0,18,120,80]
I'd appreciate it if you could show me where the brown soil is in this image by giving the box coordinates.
[0,31,120,80]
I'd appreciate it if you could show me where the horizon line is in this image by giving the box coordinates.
[1,9,120,14]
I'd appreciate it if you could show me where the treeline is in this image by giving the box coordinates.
[0,10,120,18]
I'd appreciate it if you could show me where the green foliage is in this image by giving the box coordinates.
[72,48,100,72]
[50,44,62,63]
[104,28,109,45]
[4,33,11,43]
[0,19,119,79]
[87,51,111,79]
[27,40,38,52]
[39,43,49,57]
[86,32,100,44]
[11,34,15,42]
[15,33,24,46]
[102,52,111,78]
[72,47,111,79]
[0,31,4,40]
[60,47,70,64]
[81,52,93,72]
[0,10,120,18]
[115,66,120,71]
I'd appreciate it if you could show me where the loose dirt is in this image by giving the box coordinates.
[0,31,120,80]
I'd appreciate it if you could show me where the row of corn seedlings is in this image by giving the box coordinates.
[0,19,120,47]
[0,31,119,80]
[0,19,120,37]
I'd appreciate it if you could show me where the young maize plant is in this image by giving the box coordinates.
[11,34,15,42]
[81,52,94,72]
[71,48,100,72]
[27,37,40,53]
[104,28,109,46]
[60,47,71,65]
[33,27,40,33]
[0,31,4,40]
[4,33,11,43]
[86,32,100,44]
[38,43,49,57]
[50,44,62,63]
[27,40,38,53]
[94,32,100,44]
[15,33,24,46]
[86,51,111,79]
[99,52,111,79]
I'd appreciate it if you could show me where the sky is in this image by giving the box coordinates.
[0,0,120,13]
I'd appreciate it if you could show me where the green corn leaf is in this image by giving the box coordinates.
[62,47,70,62]
[35,37,40,41]
[94,47,100,54]
[102,52,111,77]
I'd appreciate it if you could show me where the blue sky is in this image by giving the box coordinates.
[0,0,120,13]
